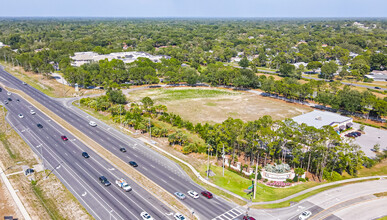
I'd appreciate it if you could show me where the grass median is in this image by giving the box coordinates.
[3,85,194,219]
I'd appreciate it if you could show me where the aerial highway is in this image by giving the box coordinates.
[0,67,244,219]
[0,88,175,220]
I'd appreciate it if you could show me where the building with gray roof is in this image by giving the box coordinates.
[292,110,353,131]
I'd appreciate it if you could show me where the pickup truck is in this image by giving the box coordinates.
[116,179,132,191]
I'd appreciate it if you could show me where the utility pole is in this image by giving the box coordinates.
[222,143,225,177]
[207,144,210,180]
[254,153,260,199]
[149,118,151,139]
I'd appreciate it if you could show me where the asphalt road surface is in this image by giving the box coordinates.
[0,89,175,220]
[0,68,244,219]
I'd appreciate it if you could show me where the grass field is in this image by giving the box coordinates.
[129,87,311,124]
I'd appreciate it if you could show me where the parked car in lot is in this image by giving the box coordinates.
[99,176,111,186]
[174,192,186,200]
[37,123,43,128]
[82,152,90,158]
[61,135,68,141]
[89,121,97,127]
[201,191,213,199]
[174,213,186,220]
[140,211,153,220]
[299,210,312,220]
[30,109,36,115]
[120,147,127,152]
[345,131,362,138]
[129,161,138,167]
[18,114,24,118]
[187,190,199,199]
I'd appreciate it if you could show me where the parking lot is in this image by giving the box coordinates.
[351,123,387,158]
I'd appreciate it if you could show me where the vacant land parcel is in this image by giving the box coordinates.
[128,87,311,124]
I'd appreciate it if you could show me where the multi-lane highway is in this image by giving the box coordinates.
[0,67,244,219]
[0,88,175,220]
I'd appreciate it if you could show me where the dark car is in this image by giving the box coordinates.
[201,191,213,199]
[7,98,12,101]
[82,152,90,158]
[0,88,2,92]
[129,161,138,167]
[353,131,361,136]
[37,124,43,128]
[61,136,68,141]
[99,176,111,186]
[16,99,20,102]
[375,87,381,89]
[120,147,127,152]
[243,216,256,220]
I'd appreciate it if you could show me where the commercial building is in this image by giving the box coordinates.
[365,70,387,81]
[70,51,170,67]
[292,110,353,131]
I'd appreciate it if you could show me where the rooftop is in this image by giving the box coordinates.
[292,110,352,129]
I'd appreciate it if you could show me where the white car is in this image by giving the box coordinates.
[89,121,97,127]
[22,82,27,85]
[299,210,312,220]
[187,190,199,199]
[7,92,11,95]
[140,211,153,220]
[30,110,36,115]
[174,213,186,220]
[18,114,24,118]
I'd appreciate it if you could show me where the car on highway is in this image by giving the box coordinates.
[187,190,199,199]
[89,121,97,127]
[37,123,43,128]
[129,161,138,167]
[99,176,111,186]
[30,110,36,115]
[243,216,256,220]
[299,210,312,220]
[140,211,153,220]
[0,88,2,92]
[22,82,27,85]
[4,100,8,104]
[375,87,381,89]
[7,92,11,95]
[18,114,24,118]
[82,152,90,158]
[120,147,127,152]
[7,98,12,101]
[174,213,186,220]
[174,192,186,200]
[61,135,68,141]
[201,191,213,199]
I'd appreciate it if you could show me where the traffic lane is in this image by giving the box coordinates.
[9,110,140,220]
[5,114,110,220]
[15,100,172,220]
[332,197,387,220]
[288,204,324,220]
[1,70,236,216]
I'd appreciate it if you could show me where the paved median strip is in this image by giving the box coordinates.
[2,84,194,219]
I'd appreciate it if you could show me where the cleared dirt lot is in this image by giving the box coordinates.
[128,87,311,124]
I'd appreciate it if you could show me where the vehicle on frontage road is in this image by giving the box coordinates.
[99,176,111,186]
[174,213,186,220]
[299,210,312,220]
[187,190,199,199]
[201,191,213,199]
[116,178,132,191]
[140,211,153,220]
[174,192,186,200]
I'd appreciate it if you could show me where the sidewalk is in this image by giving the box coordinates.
[0,162,32,220]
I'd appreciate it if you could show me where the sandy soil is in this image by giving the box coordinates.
[129,87,311,124]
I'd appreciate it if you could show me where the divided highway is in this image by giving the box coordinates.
[0,68,244,220]
[0,88,174,220]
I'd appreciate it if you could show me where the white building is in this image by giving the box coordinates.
[70,51,170,67]
[292,110,353,131]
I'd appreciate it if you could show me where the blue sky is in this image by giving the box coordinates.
[1,0,386,17]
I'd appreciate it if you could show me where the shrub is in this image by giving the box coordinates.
[285,178,292,183]
[299,178,306,182]
[292,175,298,182]
[257,172,262,180]
[263,179,268,183]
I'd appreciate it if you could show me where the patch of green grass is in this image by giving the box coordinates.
[251,178,380,209]
[31,180,65,220]
[0,132,19,160]
[378,216,387,220]
[157,88,239,101]
[358,159,387,177]
[205,102,217,106]
[199,164,320,202]
[374,192,387,197]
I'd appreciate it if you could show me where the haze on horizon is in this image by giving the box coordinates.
[1,0,387,18]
